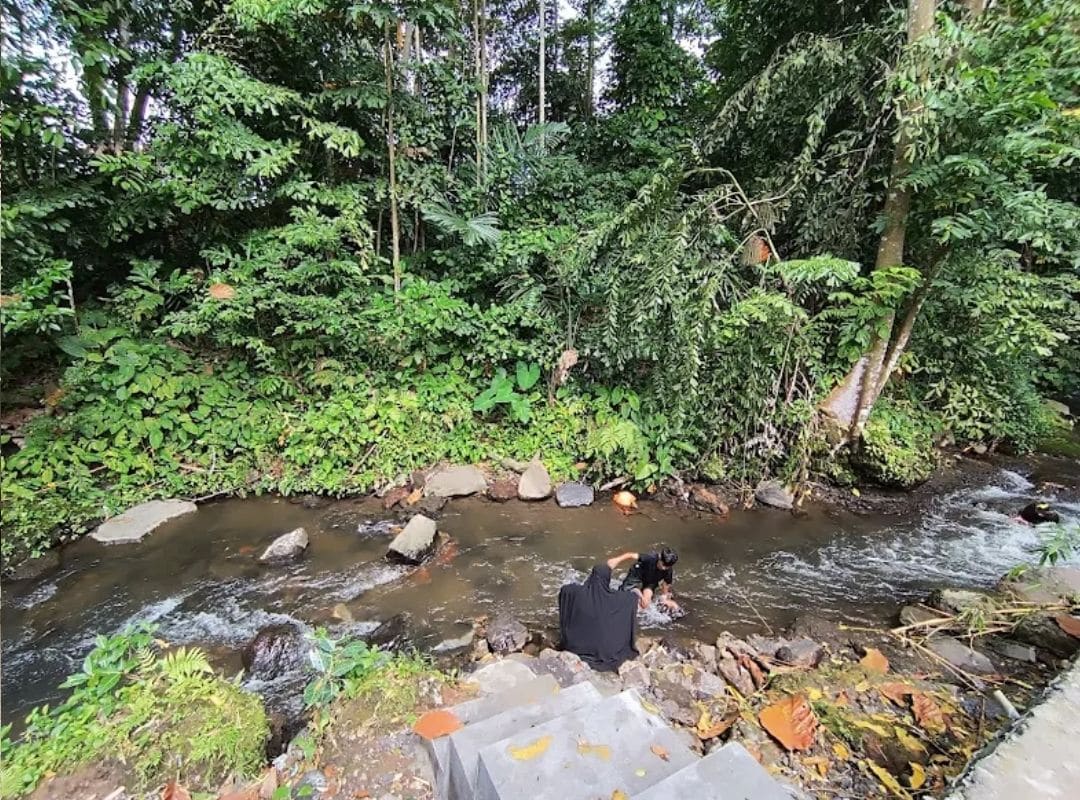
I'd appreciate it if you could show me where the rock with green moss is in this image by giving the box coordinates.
[852,401,938,489]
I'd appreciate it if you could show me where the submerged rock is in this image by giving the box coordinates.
[367,614,411,650]
[381,485,411,510]
[555,482,595,508]
[259,527,309,563]
[91,498,198,544]
[754,480,794,510]
[927,636,996,675]
[386,514,438,565]
[775,638,824,668]
[424,465,487,497]
[6,550,60,581]
[243,623,304,680]
[486,615,528,655]
[518,461,552,500]
[487,479,517,503]
[1019,502,1060,525]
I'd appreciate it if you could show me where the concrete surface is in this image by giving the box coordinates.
[636,742,793,800]
[91,499,197,544]
[465,659,539,695]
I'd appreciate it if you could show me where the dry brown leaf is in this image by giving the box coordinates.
[911,693,946,735]
[0,294,22,307]
[509,735,552,761]
[759,694,818,751]
[650,744,670,762]
[412,709,463,740]
[162,781,192,800]
[879,682,915,705]
[696,709,738,740]
[860,647,890,674]
[577,740,612,760]
[738,653,766,689]
[1055,614,1080,639]
[208,282,236,300]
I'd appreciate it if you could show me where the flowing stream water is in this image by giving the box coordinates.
[3,459,1077,727]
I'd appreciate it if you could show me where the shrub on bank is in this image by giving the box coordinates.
[852,400,939,489]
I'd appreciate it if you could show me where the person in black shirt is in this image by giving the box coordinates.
[606,546,681,612]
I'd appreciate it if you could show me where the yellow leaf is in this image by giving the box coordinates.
[908,762,927,790]
[509,735,552,761]
[640,699,661,715]
[577,741,612,761]
[803,756,830,778]
[832,742,850,760]
[634,769,646,778]
[807,688,823,701]
[854,680,870,692]
[853,719,890,736]
[865,759,912,799]
[852,487,861,496]
[895,727,927,755]
[612,792,629,800]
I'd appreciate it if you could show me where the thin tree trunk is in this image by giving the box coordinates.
[126,84,151,146]
[538,0,546,135]
[111,17,132,152]
[585,0,595,119]
[480,0,488,152]
[384,23,402,296]
[473,0,484,184]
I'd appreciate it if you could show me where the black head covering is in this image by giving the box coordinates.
[557,563,639,672]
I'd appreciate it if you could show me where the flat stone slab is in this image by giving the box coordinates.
[948,660,1080,799]
[425,465,488,497]
[91,499,197,544]
[928,636,996,675]
[474,689,697,800]
[387,514,438,564]
[636,742,792,800]
[555,482,594,508]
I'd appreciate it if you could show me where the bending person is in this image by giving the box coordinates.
[607,546,681,612]
[557,563,638,671]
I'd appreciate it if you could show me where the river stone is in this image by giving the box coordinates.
[1012,614,1080,659]
[987,638,1037,663]
[537,648,591,686]
[488,479,517,502]
[618,659,651,689]
[754,480,794,510]
[689,484,730,516]
[660,663,727,700]
[900,605,943,627]
[555,482,595,508]
[716,653,755,697]
[417,495,448,516]
[927,636,996,675]
[386,514,438,565]
[242,623,304,680]
[692,642,718,673]
[486,615,529,654]
[91,499,198,544]
[518,461,552,500]
[423,465,487,497]
[775,638,824,668]
[258,527,309,563]
[1001,566,1080,604]
[929,588,993,615]
[433,628,475,653]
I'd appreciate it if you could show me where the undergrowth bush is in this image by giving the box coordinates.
[853,399,939,489]
[0,625,268,798]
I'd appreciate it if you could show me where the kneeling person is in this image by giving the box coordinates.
[607,547,681,612]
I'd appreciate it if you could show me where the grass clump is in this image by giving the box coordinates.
[0,625,268,798]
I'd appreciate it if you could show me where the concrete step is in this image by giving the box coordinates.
[635,741,794,799]
[447,681,603,800]
[473,689,698,800]
[428,674,560,795]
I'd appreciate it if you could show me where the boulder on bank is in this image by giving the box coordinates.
[689,484,730,516]
[754,480,794,510]
[242,623,304,680]
[928,588,993,616]
[258,527,309,563]
[386,514,439,565]
[381,485,411,510]
[1012,614,1080,659]
[518,461,552,500]
[423,465,487,497]
[486,615,528,654]
[1000,565,1080,604]
[91,498,198,544]
[927,636,996,675]
[555,482,594,508]
[488,479,517,502]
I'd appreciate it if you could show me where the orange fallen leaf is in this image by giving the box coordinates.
[911,692,946,735]
[611,791,629,800]
[878,682,915,705]
[860,647,890,674]
[412,709,462,740]
[577,740,612,760]
[1055,614,1080,639]
[650,744,670,761]
[759,694,818,751]
[509,735,552,760]
[162,781,192,800]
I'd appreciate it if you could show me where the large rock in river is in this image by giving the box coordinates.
[486,615,528,654]
[518,461,552,500]
[242,623,304,680]
[387,514,438,564]
[754,480,794,510]
[424,465,487,497]
[258,527,309,563]
[91,498,198,544]
[555,482,594,508]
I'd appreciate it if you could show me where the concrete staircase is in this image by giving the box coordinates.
[425,661,795,799]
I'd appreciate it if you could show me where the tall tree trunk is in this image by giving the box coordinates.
[584,0,595,119]
[384,23,402,296]
[125,84,151,147]
[480,0,488,157]
[538,0,546,135]
[111,18,132,152]
[473,0,485,184]
[820,0,937,442]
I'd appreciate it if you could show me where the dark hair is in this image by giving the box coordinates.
[659,546,678,567]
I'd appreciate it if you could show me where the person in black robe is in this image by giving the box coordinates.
[557,563,638,672]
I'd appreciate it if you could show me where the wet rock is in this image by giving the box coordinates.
[745,636,786,659]
[91,498,198,544]
[929,588,993,615]
[486,615,529,655]
[692,642,718,672]
[640,646,678,672]
[331,603,354,624]
[381,485,411,510]
[775,638,824,668]
[433,628,475,653]
[291,769,327,799]
[355,519,398,538]
[243,623,304,680]
[1019,502,1060,525]
[367,614,410,649]
[518,461,552,500]
[657,663,727,700]
[386,514,438,565]
[5,549,60,581]
[423,465,487,497]
[1000,566,1080,604]
[487,479,518,503]
[471,636,491,661]
[299,494,327,510]
[537,648,591,686]
[555,482,595,507]
[789,614,843,643]
[987,638,1037,663]
[417,495,448,516]
[259,527,309,563]
[618,659,651,689]
[754,480,794,510]
[689,484,729,516]
[1013,614,1080,659]
[899,605,942,627]
[927,636,996,675]
[716,653,755,697]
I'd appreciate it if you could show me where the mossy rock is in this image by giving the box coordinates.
[851,401,937,489]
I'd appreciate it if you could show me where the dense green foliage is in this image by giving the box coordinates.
[0,625,269,797]
[2,0,1078,563]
